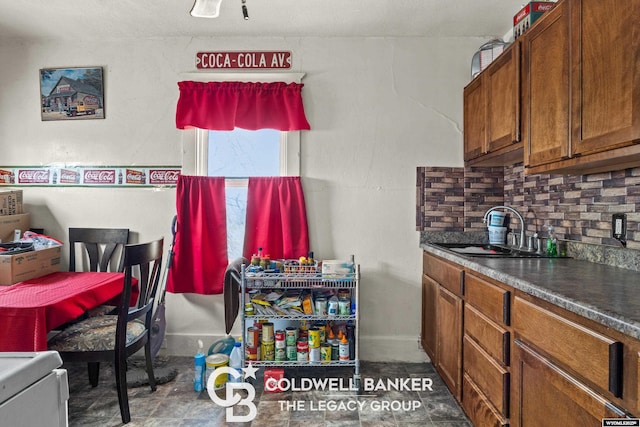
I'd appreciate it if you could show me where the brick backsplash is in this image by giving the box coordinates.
[416,164,640,250]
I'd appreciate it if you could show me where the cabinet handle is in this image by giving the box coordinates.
[459,270,465,295]
[503,291,511,326]
[503,331,511,366]
[609,341,623,398]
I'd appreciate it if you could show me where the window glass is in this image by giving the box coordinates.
[208,128,280,177]
[208,128,281,260]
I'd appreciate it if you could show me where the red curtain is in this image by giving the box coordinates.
[243,177,309,260]
[175,81,311,131]
[167,175,228,295]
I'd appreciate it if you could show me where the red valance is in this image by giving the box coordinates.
[175,81,311,131]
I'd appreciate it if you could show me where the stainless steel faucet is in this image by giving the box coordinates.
[483,205,526,250]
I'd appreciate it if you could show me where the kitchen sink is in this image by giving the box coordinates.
[430,242,568,258]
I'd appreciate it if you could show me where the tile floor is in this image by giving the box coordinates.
[66,356,471,427]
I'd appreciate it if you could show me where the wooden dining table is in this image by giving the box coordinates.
[0,271,129,352]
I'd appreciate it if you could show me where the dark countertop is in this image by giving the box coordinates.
[421,242,640,341]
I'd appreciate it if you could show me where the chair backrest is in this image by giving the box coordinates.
[117,238,164,350]
[68,228,129,272]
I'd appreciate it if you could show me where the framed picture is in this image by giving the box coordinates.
[39,67,105,121]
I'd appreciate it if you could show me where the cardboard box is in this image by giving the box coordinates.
[513,1,556,39]
[321,260,354,278]
[0,189,23,216]
[0,213,30,243]
[0,246,61,286]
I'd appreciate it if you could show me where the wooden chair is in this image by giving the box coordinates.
[68,228,129,317]
[68,227,130,273]
[49,238,164,424]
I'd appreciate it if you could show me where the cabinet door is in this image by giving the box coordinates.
[512,340,626,427]
[421,273,438,362]
[486,41,521,152]
[570,0,640,156]
[464,76,486,161]
[522,0,571,168]
[437,286,463,401]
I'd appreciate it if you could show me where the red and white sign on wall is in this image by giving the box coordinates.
[0,166,181,187]
[196,51,292,69]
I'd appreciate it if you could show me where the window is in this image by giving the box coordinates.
[180,72,304,259]
[200,129,299,259]
[208,128,279,259]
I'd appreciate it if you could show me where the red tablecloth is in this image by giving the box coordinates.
[0,271,127,352]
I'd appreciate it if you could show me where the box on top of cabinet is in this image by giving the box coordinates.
[0,190,23,216]
[513,1,557,39]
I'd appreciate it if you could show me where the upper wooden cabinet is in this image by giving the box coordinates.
[523,0,640,174]
[464,41,522,166]
[521,0,571,169]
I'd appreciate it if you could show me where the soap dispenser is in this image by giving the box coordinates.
[546,226,558,257]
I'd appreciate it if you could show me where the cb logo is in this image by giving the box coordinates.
[207,366,257,422]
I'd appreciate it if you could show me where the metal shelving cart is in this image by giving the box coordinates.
[240,261,360,386]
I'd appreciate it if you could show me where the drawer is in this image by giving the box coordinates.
[513,296,623,397]
[462,374,508,427]
[465,272,510,326]
[423,251,464,296]
[463,335,509,416]
[465,304,510,366]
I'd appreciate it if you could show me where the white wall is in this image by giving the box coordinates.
[0,35,483,361]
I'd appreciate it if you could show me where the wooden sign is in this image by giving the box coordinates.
[196,51,291,69]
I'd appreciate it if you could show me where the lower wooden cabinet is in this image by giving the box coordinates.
[421,250,640,425]
[511,340,626,427]
[437,286,463,401]
[463,374,509,427]
[421,273,438,362]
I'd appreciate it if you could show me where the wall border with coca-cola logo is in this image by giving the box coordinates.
[0,166,181,187]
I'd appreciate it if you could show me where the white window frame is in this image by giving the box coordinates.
[179,72,305,178]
